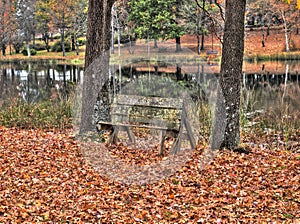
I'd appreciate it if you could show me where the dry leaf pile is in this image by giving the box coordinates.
[0,126,299,223]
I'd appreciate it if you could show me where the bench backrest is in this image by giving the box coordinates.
[110,94,183,131]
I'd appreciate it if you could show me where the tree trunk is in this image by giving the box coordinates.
[154,39,158,48]
[176,64,183,80]
[43,34,50,52]
[117,26,121,56]
[211,0,246,150]
[32,32,36,47]
[197,34,201,55]
[85,0,115,66]
[61,28,66,57]
[201,32,205,50]
[282,11,290,52]
[26,42,31,57]
[1,43,6,56]
[75,34,79,56]
[71,35,76,51]
[200,0,205,51]
[80,0,115,134]
[111,7,115,54]
[176,36,182,52]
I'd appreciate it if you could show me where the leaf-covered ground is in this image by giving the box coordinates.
[0,126,299,223]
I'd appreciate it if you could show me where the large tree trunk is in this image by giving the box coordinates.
[85,0,115,66]
[211,0,246,150]
[80,0,115,134]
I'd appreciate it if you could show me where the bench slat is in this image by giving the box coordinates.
[114,94,183,109]
[112,116,181,130]
[99,121,174,130]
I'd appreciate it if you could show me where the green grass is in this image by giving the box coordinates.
[254,52,300,62]
[0,96,73,130]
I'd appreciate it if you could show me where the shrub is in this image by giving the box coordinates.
[114,33,137,44]
[51,40,71,52]
[289,39,297,51]
[21,48,37,56]
[31,43,47,51]
[77,37,86,46]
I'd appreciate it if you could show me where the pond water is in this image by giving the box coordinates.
[0,62,84,104]
[0,60,299,114]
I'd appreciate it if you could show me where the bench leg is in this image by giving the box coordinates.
[108,126,119,144]
[159,130,166,156]
[125,126,136,143]
[170,125,183,155]
[170,134,182,155]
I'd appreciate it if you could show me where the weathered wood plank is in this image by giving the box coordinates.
[114,94,183,109]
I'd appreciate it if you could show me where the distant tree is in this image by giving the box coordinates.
[69,0,88,55]
[111,0,131,55]
[193,0,225,52]
[49,0,75,57]
[16,0,37,57]
[0,0,16,56]
[264,0,299,52]
[35,0,53,52]
[280,0,300,51]
[247,0,300,52]
[211,0,246,150]
[180,0,206,54]
[128,0,184,50]
[181,0,221,54]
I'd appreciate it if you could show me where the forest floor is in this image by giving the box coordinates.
[182,26,300,57]
[0,126,299,222]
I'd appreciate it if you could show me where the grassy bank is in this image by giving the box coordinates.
[245,51,300,62]
[2,47,300,66]
[0,46,85,66]
[0,96,73,130]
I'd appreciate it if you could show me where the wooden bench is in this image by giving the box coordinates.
[97,94,196,155]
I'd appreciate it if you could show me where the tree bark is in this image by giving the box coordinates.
[61,28,66,57]
[85,0,115,67]
[1,43,6,56]
[281,11,290,52]
[75,34,79,55]
[26,42,31,58]
[201,32,205,50]
[197,34,201,55]
[211,0,246,150]
[80,0,115,134]
[175,36,182,52]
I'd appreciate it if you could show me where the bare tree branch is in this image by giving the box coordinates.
[215,1,225,21]
[194,0,224,43]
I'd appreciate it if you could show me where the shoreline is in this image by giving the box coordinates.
[1,51,300,64]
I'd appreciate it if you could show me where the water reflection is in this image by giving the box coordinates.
[0,60,299,110]
[0,62,84,104]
